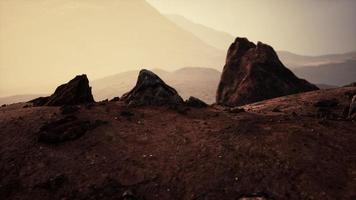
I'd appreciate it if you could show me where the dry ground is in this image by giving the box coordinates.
[0,87,356,200]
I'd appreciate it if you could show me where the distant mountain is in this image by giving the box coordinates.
[292,60,356,86]
[165,14,356,69]
[0,94,46,105]
[0,0,224,96]
[3,61,355,105]
[92,67,221,103]
[278,51,356,68]
[165,14,235,51]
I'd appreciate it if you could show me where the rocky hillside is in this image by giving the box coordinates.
[1,79,355,200]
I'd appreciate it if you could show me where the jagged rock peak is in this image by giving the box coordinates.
[121,69,184,106]
[216,37,318,107]
[30,74,95,106]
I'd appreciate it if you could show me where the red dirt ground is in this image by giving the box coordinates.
[1,87,356,200]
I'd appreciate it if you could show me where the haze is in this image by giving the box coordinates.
[148,0,356,55]
[0,0,355,97]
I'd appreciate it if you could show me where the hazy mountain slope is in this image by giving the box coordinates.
[278,51,356,68]
[92,67,221,103]
[0,94,46,105]
[292,60,356,86]
[0,0,224,96]
[165,14,234,50]
[165,14,356,69]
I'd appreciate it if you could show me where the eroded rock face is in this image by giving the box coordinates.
[30,75,94,106]
[216,37,318,106]
[121,69,184,106]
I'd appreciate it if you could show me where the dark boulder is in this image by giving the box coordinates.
[38,116,105,144]
[121,69,184,106]
[314,99,338,108]
[185,96,208,108]
[216,37,318,106]
[29,75,94,106]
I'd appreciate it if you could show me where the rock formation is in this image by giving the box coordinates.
[185,96,208,108]
[121,69,184,106]
[30,75,94,106]
[216,37,318,106]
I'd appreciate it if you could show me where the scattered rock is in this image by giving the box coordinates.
[29,75,94,106]
[342,105,350,118]
[316,107,338,120]
[314,99,338,107]
[36,174,67,192]
[185,96,208,108]
[122,190,138,200]
[38,116,105,144]
[1,104,6,107]
[344,91,356,99]
[121,69,184,106]
[110,97,120,102]
[120,110,135,117]
[74,179,125,200]
[272,107,282,112]
[175,105,190,115]
[238,192,272,200]
[238,196,268,200]
[228,107,245,113]
[216,37,318,106]
[344,82,356,87]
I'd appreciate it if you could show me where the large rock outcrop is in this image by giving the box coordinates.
[216,37,318,106]
[30,75,94,106]
[121,69,184,106]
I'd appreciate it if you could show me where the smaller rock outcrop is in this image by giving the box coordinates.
[29,75,94,106]
[185,96,208,108]
[121,69,184,106]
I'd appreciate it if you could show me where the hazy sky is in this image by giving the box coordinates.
[147,0,356,55]
[1,0,356,97]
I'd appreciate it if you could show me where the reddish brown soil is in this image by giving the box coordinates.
[1,87,356,200]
